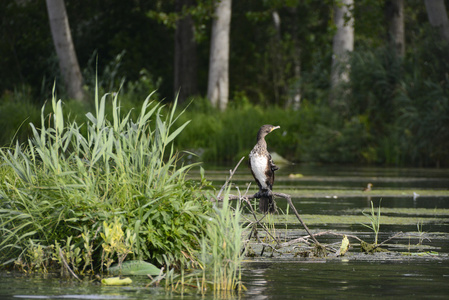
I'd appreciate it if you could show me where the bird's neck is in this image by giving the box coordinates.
[256,137,267,149]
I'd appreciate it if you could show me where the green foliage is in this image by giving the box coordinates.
[343,29,449,166]
[175,97,377,164]
[361,200,382,245]
[0,87,42,147]
[199,190,245,292]
[108,260,160,276]
[395,30,449,167]
[0,88,214,272]
[100,218,135,272]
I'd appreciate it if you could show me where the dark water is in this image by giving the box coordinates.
[1,260,448,299]
[1,165,448,299]
[243,259,449,299]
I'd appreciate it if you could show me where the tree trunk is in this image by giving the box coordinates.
[287,7,301,111]
[46,0,85,101]
[330,0,354,105]
[207,0,232,111]
[269,10,285,106]
[174,0,198,104]
[385,0,405,57]
[424,0,449,42]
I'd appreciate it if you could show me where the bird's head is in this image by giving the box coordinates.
[257,124,280,140]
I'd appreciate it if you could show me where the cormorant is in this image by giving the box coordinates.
[249,124,280,213]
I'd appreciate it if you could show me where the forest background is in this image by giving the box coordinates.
[1,0,448,167]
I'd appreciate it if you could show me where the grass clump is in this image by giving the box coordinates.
[199,191,245,293]
[156,192,246,295]
[0,87,215,274]
[361,200,382,246]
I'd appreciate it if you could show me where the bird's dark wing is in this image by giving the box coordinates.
[265,153,277,190]
[269,154,279,172]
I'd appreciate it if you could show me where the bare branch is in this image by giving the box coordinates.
[376,231,404,248]
[273,192,321,246]
[215,156,245,200]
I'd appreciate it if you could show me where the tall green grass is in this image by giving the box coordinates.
[199,190,245,292]
[0,86,214,270]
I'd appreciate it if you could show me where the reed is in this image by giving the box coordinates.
[0,85,213,271]
[199,188,246,293]
[361,200,382,245]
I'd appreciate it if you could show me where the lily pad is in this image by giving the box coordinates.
[109,260,161,276]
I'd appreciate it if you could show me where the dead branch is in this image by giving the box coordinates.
[215,156,245,200]
[276,231,362,250]
[375,231,404,248]
[217,191,322,247]
[259,242,283,255]
[277,237,311,249]
[213,157,322,248]
[273,192,321,246]
[242,197,279,244]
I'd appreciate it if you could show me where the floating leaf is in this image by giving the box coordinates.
[336,235,350,256]
[101,277,132,286]
[109,260,161,276]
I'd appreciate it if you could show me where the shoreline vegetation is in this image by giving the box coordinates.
[0,88,245,292]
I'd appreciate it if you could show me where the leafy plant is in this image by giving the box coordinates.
[0,85,213,272]
[100,218,135,272]
[361,200,382,245]
[199,189,246,292]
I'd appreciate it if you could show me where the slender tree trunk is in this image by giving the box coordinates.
[207,0,232,111]
[385,0,405,57]
[288,7,301,110]
[330,0,354,105]
[270,10,284,106]
[424,0,449,42]
[46,0,85,101]
[174,0,198,104]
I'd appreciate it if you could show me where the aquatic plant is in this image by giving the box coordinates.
[199,188,246,292]
[361,200,382,245]
[0,85,213,272]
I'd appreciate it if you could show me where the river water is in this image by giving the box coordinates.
[1,165,448,299]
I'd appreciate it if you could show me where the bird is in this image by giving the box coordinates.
[249,124,280,213]
[363,183,373,192]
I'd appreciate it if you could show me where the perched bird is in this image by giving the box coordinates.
[249,124,280,213]
[363,183,373,192]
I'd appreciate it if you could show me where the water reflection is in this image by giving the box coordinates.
[244,268,269,300]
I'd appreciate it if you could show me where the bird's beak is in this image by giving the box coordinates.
[271,126,280,132]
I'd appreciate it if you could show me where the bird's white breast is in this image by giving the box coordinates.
[250,151,269,189]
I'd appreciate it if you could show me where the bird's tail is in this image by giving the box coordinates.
[259,194,277,213]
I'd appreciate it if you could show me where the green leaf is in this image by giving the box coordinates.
[101,277,132,286]
[108,260,161,276]
[166,120,190,144]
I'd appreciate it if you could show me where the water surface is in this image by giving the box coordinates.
[1,165,448,299]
